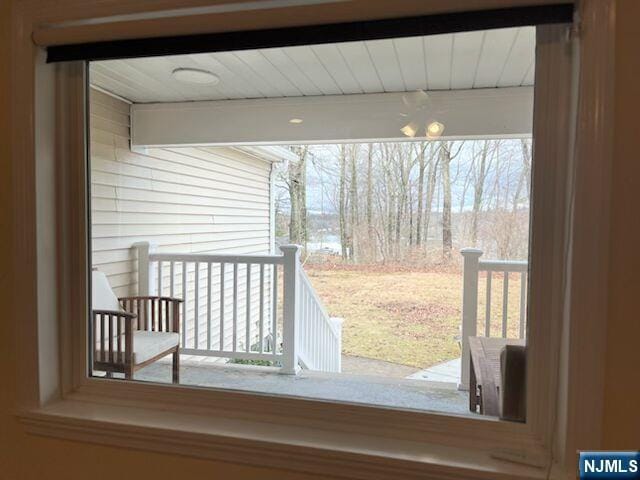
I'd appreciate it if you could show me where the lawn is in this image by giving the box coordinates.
[304,264,524,369]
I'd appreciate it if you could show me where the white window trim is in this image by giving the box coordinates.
[10,1,614,479]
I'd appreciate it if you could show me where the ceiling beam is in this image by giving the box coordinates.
[130,87,533,147]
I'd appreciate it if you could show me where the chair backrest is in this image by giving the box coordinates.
[92,270,123,312]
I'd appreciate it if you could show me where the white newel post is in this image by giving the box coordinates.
[459,248,482,391]
[133,241,157,296]
[280,245,301,375]
[331,317,344,372]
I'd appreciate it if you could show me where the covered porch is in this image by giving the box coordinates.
[88,27,533,415]
[93,238,527,414]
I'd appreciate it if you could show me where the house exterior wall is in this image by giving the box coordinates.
[90,88,274,353]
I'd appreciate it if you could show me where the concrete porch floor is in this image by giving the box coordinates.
[133,357,470,415]
[408,357,462,384]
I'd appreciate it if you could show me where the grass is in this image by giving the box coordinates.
[305,264,525,369]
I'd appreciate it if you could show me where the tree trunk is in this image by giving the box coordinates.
[471,141,491,246]
[423,148,438,249]
[349,145,358,261]
[386,158,395,260]
[408,187,414,246]
[338,146,348,260]
[441,144,453,261]
[511,139,532,213]
[288,146,308,247]
[415,143,426,246]
[366,144,374,236]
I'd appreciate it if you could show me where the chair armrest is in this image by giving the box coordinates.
[93,309,137,320]
[92,310,136,364]
[118,296,183,303]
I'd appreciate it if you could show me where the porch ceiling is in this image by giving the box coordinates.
[90,27,534,104]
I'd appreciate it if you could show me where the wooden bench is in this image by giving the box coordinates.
[468,337,526,420]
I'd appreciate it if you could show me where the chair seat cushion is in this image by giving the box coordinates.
[133,331,179,365]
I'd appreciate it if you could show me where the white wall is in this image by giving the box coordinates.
[90,88,274,353]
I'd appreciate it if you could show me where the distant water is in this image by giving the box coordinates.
[307,234,341,254]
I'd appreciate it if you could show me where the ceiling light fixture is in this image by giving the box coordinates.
[401,122,418,138]
[427,121,444,138]
[289,118,304,124]
[172,68,220,85]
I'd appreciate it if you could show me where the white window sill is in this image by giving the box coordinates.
[19,396,551,480]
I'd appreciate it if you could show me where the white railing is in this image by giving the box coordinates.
[134,242,341,374]
[459,248,528,389]
[298,268,343,373]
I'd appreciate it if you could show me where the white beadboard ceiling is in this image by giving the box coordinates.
[90,27,534,104]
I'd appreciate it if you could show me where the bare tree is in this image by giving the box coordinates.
[349,144,359,260]
[440,141,465,260]
[366,143,374,238]
[278,147,309,247]
[471,140,498,246]
[274,138,531,266]
[423,148,439,248]
[414,142,427,246]
[338,145,349,260]
[512,139,531,213]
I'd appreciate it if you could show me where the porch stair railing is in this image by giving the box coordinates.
[298,268,343,373]
[459,248,528,390]
[134,242,342,374]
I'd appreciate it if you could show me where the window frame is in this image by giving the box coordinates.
[12,1,614,479]
[57,28,567,467]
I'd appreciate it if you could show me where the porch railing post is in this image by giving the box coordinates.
[460,248,483,391]
[133,241,157,296]
[280,244,301,375]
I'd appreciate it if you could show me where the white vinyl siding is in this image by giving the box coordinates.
[90,88,274,354]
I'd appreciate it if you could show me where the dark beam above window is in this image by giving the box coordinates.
[47,4,573,63]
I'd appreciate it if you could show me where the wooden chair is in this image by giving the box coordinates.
[468,336,526,421]
[92,270,182,383]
